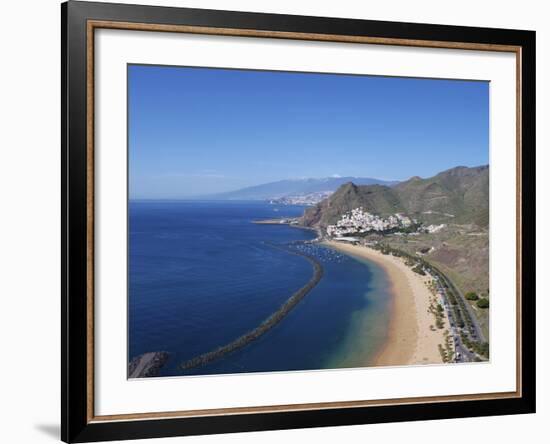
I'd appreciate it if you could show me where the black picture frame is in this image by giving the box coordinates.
[62,1,536,442]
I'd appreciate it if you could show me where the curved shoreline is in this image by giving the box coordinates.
[323,240,446,367]
[179,243,324,371]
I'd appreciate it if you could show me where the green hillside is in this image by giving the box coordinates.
[301,165,489,229]
[300,183,404,227]
[394,165,489,225]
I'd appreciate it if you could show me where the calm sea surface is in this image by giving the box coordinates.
[129,200,391,376]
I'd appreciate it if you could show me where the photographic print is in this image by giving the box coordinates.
[127,64,490,379]
[63,5,535,440]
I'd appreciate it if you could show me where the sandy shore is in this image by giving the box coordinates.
[323,240,448,367]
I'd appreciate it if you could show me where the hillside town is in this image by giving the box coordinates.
[269,191,333,206]
[326,207,415,237]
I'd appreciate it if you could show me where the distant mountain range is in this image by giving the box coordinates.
[208,177,398,201]
[301,165,489,228]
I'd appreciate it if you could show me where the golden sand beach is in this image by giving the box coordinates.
[323,240,449,367]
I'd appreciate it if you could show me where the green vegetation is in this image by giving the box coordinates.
[428,299,445,330]
[461,332,490,359]
[438,344,447,362]
[465,291,479,301]
[435,304,445,329]
[476,298,489,309]
[412,264,426,275]
[438,331,454,363]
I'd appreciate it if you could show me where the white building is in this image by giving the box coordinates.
[326,207,416,237]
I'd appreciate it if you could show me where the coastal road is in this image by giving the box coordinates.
[436,284,478,363]
[454,336,476,363]
[446,309,475,362]
[431,265,485,344]
[444,274,486,343]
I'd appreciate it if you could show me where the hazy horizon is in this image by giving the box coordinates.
[129,65,489,199]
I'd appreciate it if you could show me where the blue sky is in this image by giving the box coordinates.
[128,65,488,199]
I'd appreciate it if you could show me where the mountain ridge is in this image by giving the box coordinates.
[301,165,489,228]
[205,176,398,201]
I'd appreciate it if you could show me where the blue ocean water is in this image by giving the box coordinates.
[129,200,391,377]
